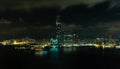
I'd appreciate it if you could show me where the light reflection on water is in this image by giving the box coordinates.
[35,47,60,63]
[35,47,59,56]
[34,47,96,56]
[50,47,59,53]
[35,47,76,56]
[34,46,101,65]
[49,48,59,63]
[62,47,77,54]
[35,50,48,56]
[34,46,120,62]
[2,46,120,69]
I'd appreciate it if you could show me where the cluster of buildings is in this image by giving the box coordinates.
[1,15,120,49]
[51,16,79,47]
[50,15,120,48]
[0,37,36,46]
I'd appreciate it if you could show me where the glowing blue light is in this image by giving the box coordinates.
[50,47,59,53]
[50,38,59,45]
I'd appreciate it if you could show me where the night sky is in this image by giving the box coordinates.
[0,0,120,40]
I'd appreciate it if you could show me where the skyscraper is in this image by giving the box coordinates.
[63,34,73,46]
[56,15,62,44]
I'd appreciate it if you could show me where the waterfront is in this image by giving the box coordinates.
[0,46,120,69]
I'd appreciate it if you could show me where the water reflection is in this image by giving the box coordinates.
[49,47,59,63]
[50,47,59,53]
[62,47,77,54]
[6,46,120,69]
[35,47,94,57]
[35,50,48,56]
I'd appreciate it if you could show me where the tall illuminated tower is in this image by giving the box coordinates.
[56,15,62,44]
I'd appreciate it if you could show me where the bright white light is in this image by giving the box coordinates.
[115,46,120,48]
[104,46,112,48]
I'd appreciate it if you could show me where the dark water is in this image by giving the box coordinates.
[0,46,120,69]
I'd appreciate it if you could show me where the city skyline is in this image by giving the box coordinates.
[1,1,120,69]
[0,0,120,40]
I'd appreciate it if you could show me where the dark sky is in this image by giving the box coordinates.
[0,0,120,40]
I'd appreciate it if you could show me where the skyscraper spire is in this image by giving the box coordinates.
[56,15,61,25]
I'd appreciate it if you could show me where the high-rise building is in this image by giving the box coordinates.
[73,33,78,44]
[63,32,73,46]
[56,15,62,44]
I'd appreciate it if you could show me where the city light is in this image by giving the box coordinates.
[0,15,120,51]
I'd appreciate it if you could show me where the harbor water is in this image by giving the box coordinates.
[0,46,120,69]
